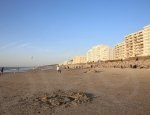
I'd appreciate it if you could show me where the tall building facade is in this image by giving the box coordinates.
[125,30,143,58]
[115,25,150,59]
[114,42,126,59]
[143,25,150,56]
[72,56,87,64]
[125,25,150,58]
[86,45,113,62]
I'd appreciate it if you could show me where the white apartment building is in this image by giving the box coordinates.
[72,56,87,64]
[86,45,113,62]
[114,25,150,59]
[143,25,150,56]
[124,25,150,58]
[114,42,126,60]
[125,30,143,58]
[109,48,114,60]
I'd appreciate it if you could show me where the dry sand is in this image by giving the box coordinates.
[0,68,150,115]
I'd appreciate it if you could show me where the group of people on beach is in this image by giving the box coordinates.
[0,67,4,76]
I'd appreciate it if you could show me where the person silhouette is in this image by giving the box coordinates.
[0,67,4,76]
[57,65,61,73]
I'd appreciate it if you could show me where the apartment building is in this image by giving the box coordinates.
[72,56,87,64]
[125,30,143,58]
[115,25,150,59]
[109,48,114,60]
[86,45,113,62]
[99,45,113,61]
[114,42,126,60]
[143,25,150,56]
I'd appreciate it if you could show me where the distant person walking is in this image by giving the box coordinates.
[57,65,61,73]
[0,67,4,76]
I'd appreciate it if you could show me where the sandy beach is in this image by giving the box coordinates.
[0,68,150,115]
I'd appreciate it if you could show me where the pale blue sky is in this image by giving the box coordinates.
[0,0,150,66]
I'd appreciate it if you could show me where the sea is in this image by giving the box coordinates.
[0,67,34,73]
[0,65,56,73]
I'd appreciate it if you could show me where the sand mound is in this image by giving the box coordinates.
[36,90,92,108]
[14,90,93,114]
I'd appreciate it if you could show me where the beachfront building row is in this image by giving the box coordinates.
[114,25,150,59]
[63,45,114,64]
[63,56,86,65]
[63,25,150,64]
[63,45,113,65]
[87,45,114,62]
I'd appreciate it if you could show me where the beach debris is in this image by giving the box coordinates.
[35,90,93,108]
[84,69,101,73]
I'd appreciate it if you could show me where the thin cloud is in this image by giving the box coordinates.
[17,43,31,48]
[0,41,19,50]
[0,41,31,50]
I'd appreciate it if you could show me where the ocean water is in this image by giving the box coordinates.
[0,65,56,73]
[0,67,34,73]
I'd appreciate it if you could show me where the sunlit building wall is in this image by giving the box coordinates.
[86,45,113,62]
[114,42,126,60]
[143,25,150,56]
[125,30,144,58]
[72,56,87,64]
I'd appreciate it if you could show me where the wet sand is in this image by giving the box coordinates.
[0,68,150,115]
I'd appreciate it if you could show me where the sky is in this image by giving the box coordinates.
[0,0,150,66]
